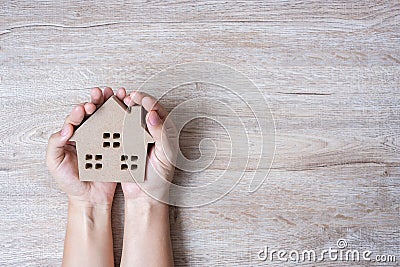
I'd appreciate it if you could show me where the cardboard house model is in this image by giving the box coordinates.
[70,96,154,183]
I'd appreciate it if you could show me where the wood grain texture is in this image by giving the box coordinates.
[0,1,399,266]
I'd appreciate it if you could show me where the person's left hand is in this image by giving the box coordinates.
[46,87,127,206]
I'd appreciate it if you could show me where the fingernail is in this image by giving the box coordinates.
[124,96,131,106]
[61,125,69,136]
[149,111,161,126]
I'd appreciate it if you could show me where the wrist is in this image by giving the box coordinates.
[125,198,168,212]
[68,198,112,227]
[125,195,167,208]
[125,197,169,219]
[68,195,114,210]
[122,185,170,206]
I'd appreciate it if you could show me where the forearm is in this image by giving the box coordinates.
[121,198,173,267]
[63,198,114,267]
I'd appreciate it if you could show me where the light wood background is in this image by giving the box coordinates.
[0,1,399,266]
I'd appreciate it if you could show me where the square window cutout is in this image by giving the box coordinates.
[85,163,93,169]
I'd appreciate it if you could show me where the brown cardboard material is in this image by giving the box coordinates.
[70,96,154,182]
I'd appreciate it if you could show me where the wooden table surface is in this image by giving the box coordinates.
[1,1,399,266]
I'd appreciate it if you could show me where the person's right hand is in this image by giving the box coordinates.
[121,91,178,204]
[46,87,127,206]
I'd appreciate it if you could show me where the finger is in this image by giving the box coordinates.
[130,91,168,119]
[116,87,126,101]
[147,110,163,132]
[123,95,133,106]
[46,123,74,169]
[104,87,114,100]
[64,105,85,126]
[91,87,104,106]
[84,102,96,115]
[146,110,178,167]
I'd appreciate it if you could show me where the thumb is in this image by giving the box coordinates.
[146,110,178,168]
[46,123,74,169]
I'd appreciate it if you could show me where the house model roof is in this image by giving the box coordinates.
[70,96,154,183]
